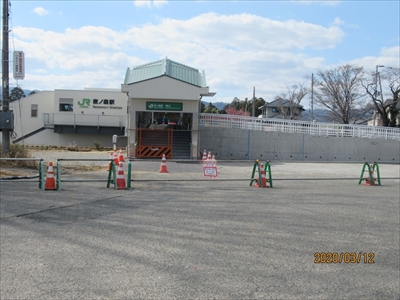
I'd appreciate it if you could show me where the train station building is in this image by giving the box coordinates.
[121,57,215,159]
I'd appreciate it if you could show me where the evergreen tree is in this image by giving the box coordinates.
[10,87,26,102]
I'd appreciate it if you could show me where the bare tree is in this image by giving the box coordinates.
[314,64,368,124]
[275,81,309,119]
[364,67,400,127]
[386,67,400,127]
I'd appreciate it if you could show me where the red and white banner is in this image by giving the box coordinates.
[13,51,25,80]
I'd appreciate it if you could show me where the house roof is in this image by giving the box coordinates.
[384,98,400,108]
[124,57,207,87]
[258,98,305,110]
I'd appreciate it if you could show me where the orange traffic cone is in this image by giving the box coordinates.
[202,149,207,161]
[207,151,212,161]
[118,147,125,162]
[159,154,169,173]
[260,163,268,188]
[116,162,126,189]
[363,164,377,186]
[45,162,57,190]
[113,150,119,165]
[107,152,113,171]
[253,163,268,188]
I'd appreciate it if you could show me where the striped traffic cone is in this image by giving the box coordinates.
[202,149,207,161]
[207,151,212,161]
[45,162,57,190]
[116,162,126,189]
[118,147,125,162]
[113,150,119,165]
[260,163,268,188]
[159,154,169,173]
[363,164,377,186]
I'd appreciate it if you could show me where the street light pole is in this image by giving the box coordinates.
[375,65,384,96]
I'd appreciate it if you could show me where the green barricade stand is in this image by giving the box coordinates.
[250,160,262,187]
[250,160,273,188]
[39,159,45,190]
[358,162,381,186]
[107,160,131,190]
[263,161,273,188]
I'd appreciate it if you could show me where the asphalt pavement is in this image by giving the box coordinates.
[1,161,399,299]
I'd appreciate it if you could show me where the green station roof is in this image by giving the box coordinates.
[124,57,207,87]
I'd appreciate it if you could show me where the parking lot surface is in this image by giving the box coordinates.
[1,160,399,299]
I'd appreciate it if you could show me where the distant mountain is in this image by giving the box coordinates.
[0,87,37,98]
[302,109,331,122]
[202,101,229,110]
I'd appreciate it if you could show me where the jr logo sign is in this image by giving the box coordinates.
[78,98,90,108]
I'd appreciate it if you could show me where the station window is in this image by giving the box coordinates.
[59,98,73,112]
[31,104,38,117]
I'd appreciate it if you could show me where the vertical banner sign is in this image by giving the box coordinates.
[13,51,25,80]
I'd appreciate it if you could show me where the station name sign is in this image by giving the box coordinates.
[13,51,25,80]
[146,102,182,111]
[78,98,123,109]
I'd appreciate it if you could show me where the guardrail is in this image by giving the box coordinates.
[56,158,131,190]
[0,158,44,188]
[43,113,126,128]
[199,114,400,141]
[0,158,130,190]
[1,159,399,191]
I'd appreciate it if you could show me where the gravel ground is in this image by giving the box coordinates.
[29,150,113,167]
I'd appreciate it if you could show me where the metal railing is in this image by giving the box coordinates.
[0,158,44,188]
[199,114,400,141]
[43,113,126,128]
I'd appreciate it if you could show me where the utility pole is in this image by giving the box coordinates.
[252,86,255,117]
[1,0,10,155]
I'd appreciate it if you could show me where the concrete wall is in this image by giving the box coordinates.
[200,127,400,163]
[0,129,118,148]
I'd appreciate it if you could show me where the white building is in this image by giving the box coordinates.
[1,88,128,148]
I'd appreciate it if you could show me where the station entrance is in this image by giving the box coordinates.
[135,111,193,159]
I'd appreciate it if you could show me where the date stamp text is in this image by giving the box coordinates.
[314,252,375,264]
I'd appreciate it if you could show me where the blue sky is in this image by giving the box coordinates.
[4,0,400,107]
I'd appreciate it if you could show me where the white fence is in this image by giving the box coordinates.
[199,114,400,141]
[43,113,126,128]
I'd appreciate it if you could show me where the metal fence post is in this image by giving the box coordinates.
[57,159,62,190]
[39,159,45,190]
[127,161,132,189]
